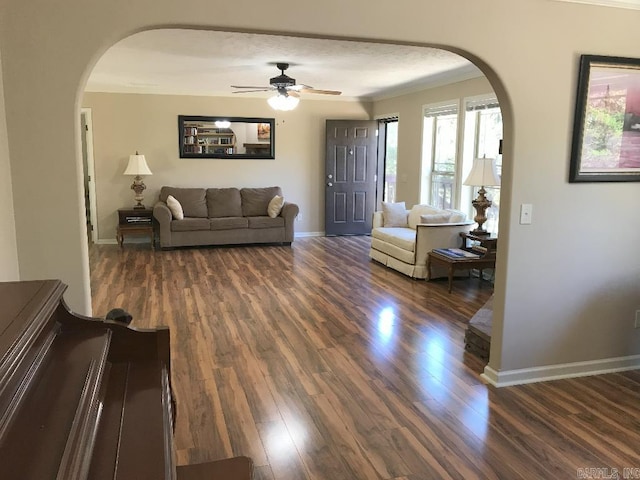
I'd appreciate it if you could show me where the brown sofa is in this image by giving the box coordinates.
[153,186,298,249]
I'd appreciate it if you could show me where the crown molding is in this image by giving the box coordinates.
[552,0,640,10]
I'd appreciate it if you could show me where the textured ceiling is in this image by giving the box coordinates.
[85,30,482,101]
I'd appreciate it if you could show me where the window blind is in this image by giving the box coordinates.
[423,102,458,118]
[465,97,499,111]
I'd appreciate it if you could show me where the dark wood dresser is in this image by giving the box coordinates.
[0,280,252,479]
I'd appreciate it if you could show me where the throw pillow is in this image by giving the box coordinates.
[382,201,407,227]
[166,195,184,220]
[267,195,285,218]
[420,213,453,224]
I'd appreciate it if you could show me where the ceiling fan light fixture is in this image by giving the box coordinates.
[267,93,299,111]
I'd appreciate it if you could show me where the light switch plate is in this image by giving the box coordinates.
[520,204,533,224]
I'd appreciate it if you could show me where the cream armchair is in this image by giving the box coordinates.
[369,204,473,279]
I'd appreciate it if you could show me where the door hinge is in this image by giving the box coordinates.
[85,124,89,131]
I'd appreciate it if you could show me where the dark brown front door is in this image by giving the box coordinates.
[325,120,378,236]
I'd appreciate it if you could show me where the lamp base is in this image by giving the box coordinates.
[131,176,147,210]
[471,186,492,234]
[469,228,491,236]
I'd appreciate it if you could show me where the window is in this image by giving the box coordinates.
[380,118,398,202]
[420,96,503,233]
[462,96,503,233]
[420,101,459,208]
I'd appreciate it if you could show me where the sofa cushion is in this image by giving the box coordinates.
[408,204,445,229]
[382,201,408,227]
[371,227,416,252]
[160,187,208,218]
[209,217,248,231]
[248,216,285,229]
[166,195,184,220]
[240,187,282,217]
[170,218,210,232]
[206,188,243,218]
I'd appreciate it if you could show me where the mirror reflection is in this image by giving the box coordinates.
[178,115,275,159]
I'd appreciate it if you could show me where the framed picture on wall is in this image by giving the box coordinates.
[257,122,271,140]
[569,54,640,182]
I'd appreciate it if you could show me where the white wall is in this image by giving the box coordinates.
[0,47,19,281]
[1,0,639,380]
[82,92,371,240]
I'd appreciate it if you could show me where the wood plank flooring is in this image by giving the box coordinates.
[89,237,640,479]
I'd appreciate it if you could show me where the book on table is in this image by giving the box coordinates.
[433,248,481,259]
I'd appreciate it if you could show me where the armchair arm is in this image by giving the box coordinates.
[153,201,172,248]
[414,222,474,265]
[281,202,299,243]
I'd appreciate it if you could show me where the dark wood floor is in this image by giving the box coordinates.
[90,237,640,480]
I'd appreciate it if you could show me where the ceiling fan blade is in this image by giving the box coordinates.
[232,89,272,94]
[287,91,300,98]
[298,87,342,96]
[231,85,272,89]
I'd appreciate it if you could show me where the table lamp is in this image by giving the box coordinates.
[463,156,500,235]
[123,151,152,209]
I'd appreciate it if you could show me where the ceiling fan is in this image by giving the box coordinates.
[231,63,342,97]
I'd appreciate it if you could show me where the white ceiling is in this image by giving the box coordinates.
[85,0,639,101]
[85,30,483,101]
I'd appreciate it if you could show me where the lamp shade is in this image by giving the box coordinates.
[123,152,152,176]
[463,157,500,187]
[267,93,299,111]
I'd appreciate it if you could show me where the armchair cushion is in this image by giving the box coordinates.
[408,204,444,229]
[420,213,453,224]
[371,227,416,252]
[381,201,408,227]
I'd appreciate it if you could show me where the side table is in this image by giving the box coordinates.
[426,233,498,293]
[116,208,155,250]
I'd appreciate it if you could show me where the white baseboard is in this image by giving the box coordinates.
[95,239,118,245]
[481,354,640,387]
[295,231,324,238]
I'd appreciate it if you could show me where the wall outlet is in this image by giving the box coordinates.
[635,310,640,329]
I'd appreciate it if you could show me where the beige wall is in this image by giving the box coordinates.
[2,0,640,379]
[82,93,371,240]
[0,47,19,281]
[373,76,495,207]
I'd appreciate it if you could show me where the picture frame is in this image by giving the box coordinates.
[569,55,640,182]
[178,116,275,159]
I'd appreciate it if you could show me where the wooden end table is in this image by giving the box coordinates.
[116,208,155,250]
[427,233,498,293]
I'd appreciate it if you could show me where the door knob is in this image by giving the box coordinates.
[327,182,333,187]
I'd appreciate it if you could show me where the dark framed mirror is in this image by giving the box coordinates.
[178,115,275,159]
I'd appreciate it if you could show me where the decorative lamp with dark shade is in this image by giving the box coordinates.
[463,156,501,235]
[123,151,152,209]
